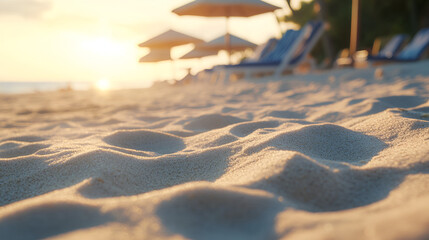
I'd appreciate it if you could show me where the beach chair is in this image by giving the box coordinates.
[215,21,324,82]
[195,38,278,83]
[368,34,408,60]
[336,34,409,68]
[204,38,278,81]
[243,38,278,63]
[368,28,429,63]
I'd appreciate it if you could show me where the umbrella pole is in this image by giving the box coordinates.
[226,16,231,64]
[171,59,176,81]
[350,0,360,57]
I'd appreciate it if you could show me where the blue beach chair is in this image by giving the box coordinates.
[243,38,278,63]
[369,34,408,59]
[196,38,278,83]
[369,28,429,62]
[215,21,325,82]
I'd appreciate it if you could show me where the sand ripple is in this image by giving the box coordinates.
[0,61,429,239]
[103,130,185,154]
[245,124,387,163]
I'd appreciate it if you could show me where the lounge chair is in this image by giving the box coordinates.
[243,38,278,63]
[198,37,278,83]
[336,34,409,68]
[214,21,325,83]
[368,28,429,63]
[367,34,408,61]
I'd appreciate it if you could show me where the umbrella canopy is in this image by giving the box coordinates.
[198,34,257,51]
[138,29,204,49]
[172,0,281,17]
[180,48,219,59]
[139,49,171,63]
[172,0,280,63]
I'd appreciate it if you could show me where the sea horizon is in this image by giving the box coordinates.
[0,80,153,94]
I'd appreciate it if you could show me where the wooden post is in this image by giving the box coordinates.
[225,16,232,64]
[170,59,176,81]
[350,0,360,56]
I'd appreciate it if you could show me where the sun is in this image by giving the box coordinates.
[96,78,111,91]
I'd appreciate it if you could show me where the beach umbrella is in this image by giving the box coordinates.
[179,48,219,60]
[179,34,256,61]
[138,29,204,49]
[139,49,171,63]
[198,34,257,52]
[172,0,281,18]
[138,29,204,80]
[180,35,256,77]
[139,49,177,80]
[179,49,218,81]
[172,0,280,62]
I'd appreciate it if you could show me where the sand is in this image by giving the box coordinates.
[1,61,429,240]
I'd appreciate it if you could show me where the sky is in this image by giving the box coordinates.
[0,0,302,89]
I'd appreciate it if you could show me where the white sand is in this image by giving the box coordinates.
[1,61,429,239]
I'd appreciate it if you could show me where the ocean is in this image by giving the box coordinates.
[0,82,92,94]
[0,81,151,94]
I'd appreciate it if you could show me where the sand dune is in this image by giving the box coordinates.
[1,61,429,239]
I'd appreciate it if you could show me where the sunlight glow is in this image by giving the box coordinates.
[0,0,291,86]
[96,78,111,91]
[81,37,124,58]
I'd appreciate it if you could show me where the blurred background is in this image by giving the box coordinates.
[0,0,428,93]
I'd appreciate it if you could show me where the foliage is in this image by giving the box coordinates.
[282,0,429,60]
